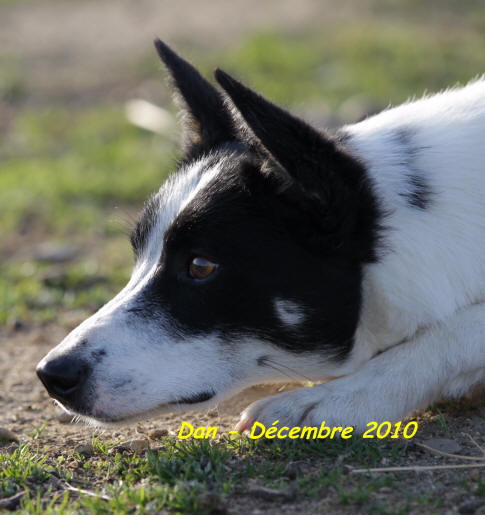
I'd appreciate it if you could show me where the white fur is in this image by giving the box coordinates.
[274,299,305,327]
[348,79,485,353]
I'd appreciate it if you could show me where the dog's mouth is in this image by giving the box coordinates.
[169,390,215,405]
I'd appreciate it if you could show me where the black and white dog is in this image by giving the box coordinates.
[37,40,485,432]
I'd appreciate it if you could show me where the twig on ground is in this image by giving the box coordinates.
[62,482,111,501]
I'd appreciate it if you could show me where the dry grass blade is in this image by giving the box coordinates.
[351,463,485,474]
[463,432,485,456]
[50,476,111,502]
[62,482,111,501]
[415,441,485,461]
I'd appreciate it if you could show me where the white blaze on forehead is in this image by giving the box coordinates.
[274,299,305,326]
[135,154,223,272]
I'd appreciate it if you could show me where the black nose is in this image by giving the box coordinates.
[36,356,89,405]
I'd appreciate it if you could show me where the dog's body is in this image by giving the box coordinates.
[37,41,485,431]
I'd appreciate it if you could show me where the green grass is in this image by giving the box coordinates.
[208,21,485,108]
[0,435,423,513]
[0,106,175,325]
[0,107,172,233]
[3,432,478,513]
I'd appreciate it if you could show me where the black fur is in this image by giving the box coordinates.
[393,128,432,210]
[133,149,373,359]
[406,174,430,210]
[214,68,382,263]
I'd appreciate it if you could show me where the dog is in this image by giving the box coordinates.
[36,39,485,432]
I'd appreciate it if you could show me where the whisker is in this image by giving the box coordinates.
[260,357,309,382]
[110,208,140,238]
[263,357,314,382]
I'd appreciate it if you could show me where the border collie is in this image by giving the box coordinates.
[36,40,485,432]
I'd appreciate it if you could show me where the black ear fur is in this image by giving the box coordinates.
[154,39,235,159]
[215,68,382,263]
[215,68,346,186]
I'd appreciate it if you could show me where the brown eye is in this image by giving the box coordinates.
[189,257,218,280]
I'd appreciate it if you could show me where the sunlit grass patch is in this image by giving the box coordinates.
[0,106,174,235]
[0,434,425,513]
[0,106,176,326]
[0,445,51,499]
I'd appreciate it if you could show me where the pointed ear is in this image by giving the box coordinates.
[154,39,234,157]
[214,68,355,189]
[215,69,381,262]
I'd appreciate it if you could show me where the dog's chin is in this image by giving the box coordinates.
[55,397,220,427]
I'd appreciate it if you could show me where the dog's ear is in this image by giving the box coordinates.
[154,39,234,158]
[215,68,380,262]
[214,68,358,189]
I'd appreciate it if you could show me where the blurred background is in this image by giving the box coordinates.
[1,0,484,338]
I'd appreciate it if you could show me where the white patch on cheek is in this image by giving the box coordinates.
[274,299,305,327]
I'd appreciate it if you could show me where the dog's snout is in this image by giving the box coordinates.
[36,356,90,405]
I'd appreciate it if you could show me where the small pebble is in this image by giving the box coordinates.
[119,438,149,453]
[74,443,94,458]
[148,428,168,439]
[423,438,462,454]
[0,428,19,443]
[12,319,26,331]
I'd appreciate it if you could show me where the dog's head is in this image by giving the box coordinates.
[36,40,381,423]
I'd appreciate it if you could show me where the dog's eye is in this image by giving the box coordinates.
[189,257,218,280]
